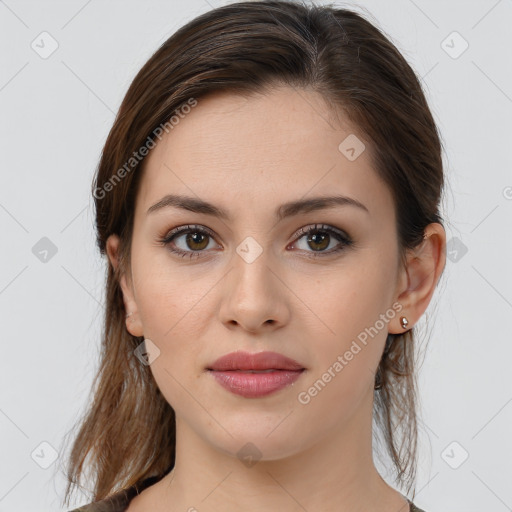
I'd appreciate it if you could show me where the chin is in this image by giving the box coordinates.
[198,419,313,464]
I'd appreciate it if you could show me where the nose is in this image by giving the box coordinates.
[218,243,291,334]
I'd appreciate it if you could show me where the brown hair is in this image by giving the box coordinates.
[61,0,446,506]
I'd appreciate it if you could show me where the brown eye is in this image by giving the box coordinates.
[159,224,219,260]
[158,223,353,261]
[291,224,353,257]
[184,232,210,251]
[305,231,330,251]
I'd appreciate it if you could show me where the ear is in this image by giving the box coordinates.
[106,234,144,338]
[389,222,446,334]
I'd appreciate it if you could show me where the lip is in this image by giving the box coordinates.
[208,350,304,371]
[207,350,305,398]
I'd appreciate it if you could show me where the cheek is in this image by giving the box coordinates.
[299,257,395,384]
[134,266,207,409]
[131,255,224,384]
[132,248,212,337]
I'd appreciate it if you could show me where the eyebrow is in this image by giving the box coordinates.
[146,193,369,221]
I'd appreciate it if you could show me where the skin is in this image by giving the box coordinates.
[106,85,446,512]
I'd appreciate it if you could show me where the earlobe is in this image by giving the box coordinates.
[390,223,446,334]
[105,234,145,338]
[118,272,144,338]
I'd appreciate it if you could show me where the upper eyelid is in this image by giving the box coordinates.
[163,223,350,246]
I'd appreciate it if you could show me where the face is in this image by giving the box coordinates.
[108,86,412,460]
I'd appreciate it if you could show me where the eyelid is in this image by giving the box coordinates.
[291,223,350,243]
[162,223,217,241]
[160,223,350,243]
[158,222,353,259]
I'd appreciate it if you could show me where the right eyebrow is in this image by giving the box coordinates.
[146,193,370,221]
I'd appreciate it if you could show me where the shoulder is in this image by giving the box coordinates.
[409,502,427,512]
[67,487,129,512]
[68,474,164,512]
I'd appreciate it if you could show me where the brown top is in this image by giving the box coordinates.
[69,475,427,512]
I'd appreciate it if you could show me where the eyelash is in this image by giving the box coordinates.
[157,223,353,261]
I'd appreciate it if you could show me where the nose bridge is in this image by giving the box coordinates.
[232,234,275,302]
[219,234,288,330]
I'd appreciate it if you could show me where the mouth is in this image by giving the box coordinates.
[207,368,305,398]
[207,350,305,372]
[208,368,303,373]
[206,351,305,398]
[226,369,284,373]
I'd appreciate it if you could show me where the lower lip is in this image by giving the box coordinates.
[208,369,304,398]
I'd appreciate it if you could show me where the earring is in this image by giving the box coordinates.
[400,316,409,330]
[126,312,132,318]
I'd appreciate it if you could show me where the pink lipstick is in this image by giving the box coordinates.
[207,350,305,398]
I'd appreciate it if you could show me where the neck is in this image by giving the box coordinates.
[153,387,409,512]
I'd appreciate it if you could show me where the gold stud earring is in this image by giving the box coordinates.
[400,316,409,330]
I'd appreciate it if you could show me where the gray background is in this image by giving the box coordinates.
[1,0,511,511]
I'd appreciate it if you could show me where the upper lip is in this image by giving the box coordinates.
[207,350,305,371]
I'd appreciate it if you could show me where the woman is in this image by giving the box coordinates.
[63,1,447,511]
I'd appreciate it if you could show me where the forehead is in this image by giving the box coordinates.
[136,86,394,224]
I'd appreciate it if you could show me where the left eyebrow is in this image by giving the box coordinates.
[146,193,369,220]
